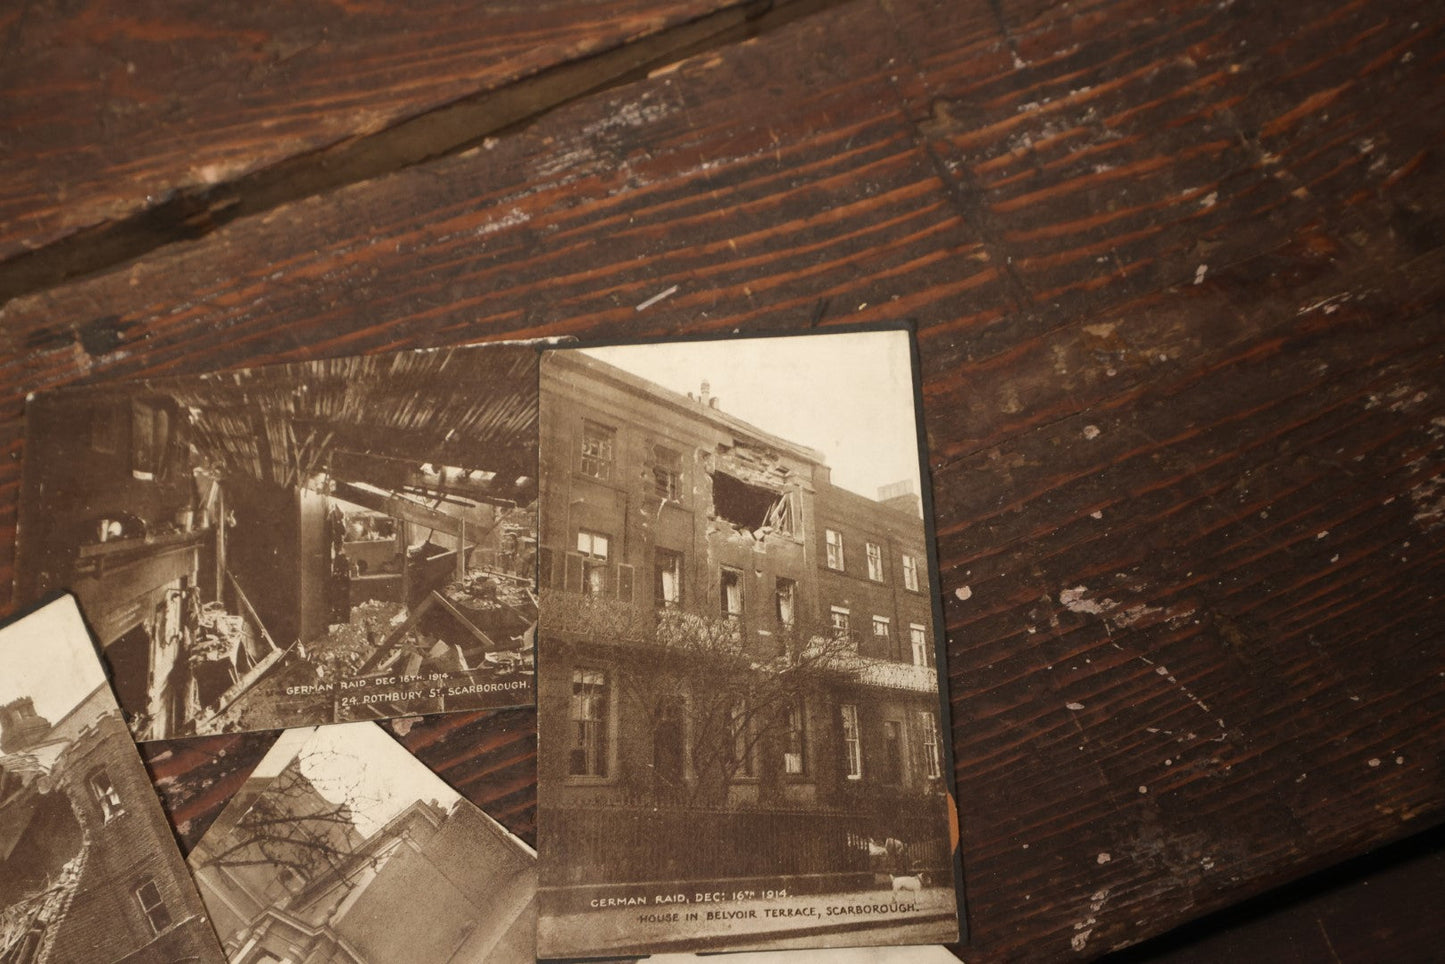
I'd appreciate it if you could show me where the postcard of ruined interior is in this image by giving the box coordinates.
[16,344,539,741]
[0,595,228,964]
[188,721,536,964]
[535,328,962,958]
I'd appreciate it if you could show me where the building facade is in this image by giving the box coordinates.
[191,773,535,964]
[537,351,951,893]
[0,688,225,964]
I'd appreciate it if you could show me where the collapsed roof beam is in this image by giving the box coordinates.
[330,449,533,506]
[331,480,465,537]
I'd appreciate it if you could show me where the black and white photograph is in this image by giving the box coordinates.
[535,330,961,957]
[188,721,536,964]
[0,596,226,964]
[16,344,539,741]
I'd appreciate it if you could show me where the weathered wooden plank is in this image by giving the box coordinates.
[1109,824,1445,962]
[0,0,801,280]
[2,0,1443,960]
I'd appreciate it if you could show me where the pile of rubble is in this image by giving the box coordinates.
[189,603,249,666]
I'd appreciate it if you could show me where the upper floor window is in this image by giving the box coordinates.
[569,668,611,778]
[825,529,844,570]
[576,530,609,560]
[902,553,921,592]
[872,616,891,652]
[840,703,862,780]
[580,420,616,480]
[130,399,172,482]
[90,769,124,822]
[654,549,682,608]
[720,567,744,620]
[830,606,851,639]
[910,623,928,666]
[134,879,173,935]
[575,530,610,595]
[652,445,683,501]
[775,578,796,630]
[866,542,884,582]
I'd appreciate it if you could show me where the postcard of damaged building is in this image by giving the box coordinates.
[535,329,963,958]
[188,721,536,963]
[15,344,539,741]
[0,596,228,964]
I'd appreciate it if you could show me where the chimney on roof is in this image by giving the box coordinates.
[877,479,922,518]
[700,380,720,410]
[0,698,52,754]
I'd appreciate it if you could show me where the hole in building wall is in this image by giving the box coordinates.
[712,471,781,530]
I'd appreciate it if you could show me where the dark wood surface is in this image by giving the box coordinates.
[1106,822,1445,963]
[0,0,809,293]
[3,0,1444,960]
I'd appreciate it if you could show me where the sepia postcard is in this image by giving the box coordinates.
[0,596,227,964]
[188,721,536,964]
[16,344,539,741]
[535,329,962,958]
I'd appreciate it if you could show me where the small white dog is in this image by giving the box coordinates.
[890,873,927,892]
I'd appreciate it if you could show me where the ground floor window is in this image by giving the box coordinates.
[784,700,807,775]
[570,668,610,777]
[919,709,942,778]
[840,703,862,779]
[730,701,755,778]
[653,695,688,787]
[882,719,905,784]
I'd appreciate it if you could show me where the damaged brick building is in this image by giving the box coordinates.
[0,688,224,964]
[537,350,952,899]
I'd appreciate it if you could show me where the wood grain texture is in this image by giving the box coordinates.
[0,0,773,267]
[1108,823,1445,962]
[2,0,1443,959]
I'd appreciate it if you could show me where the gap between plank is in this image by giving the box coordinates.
[0,0,855,309]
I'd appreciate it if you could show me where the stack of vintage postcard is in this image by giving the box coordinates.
[4,328,964,962]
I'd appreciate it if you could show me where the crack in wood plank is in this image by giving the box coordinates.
[0,0,856,309]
